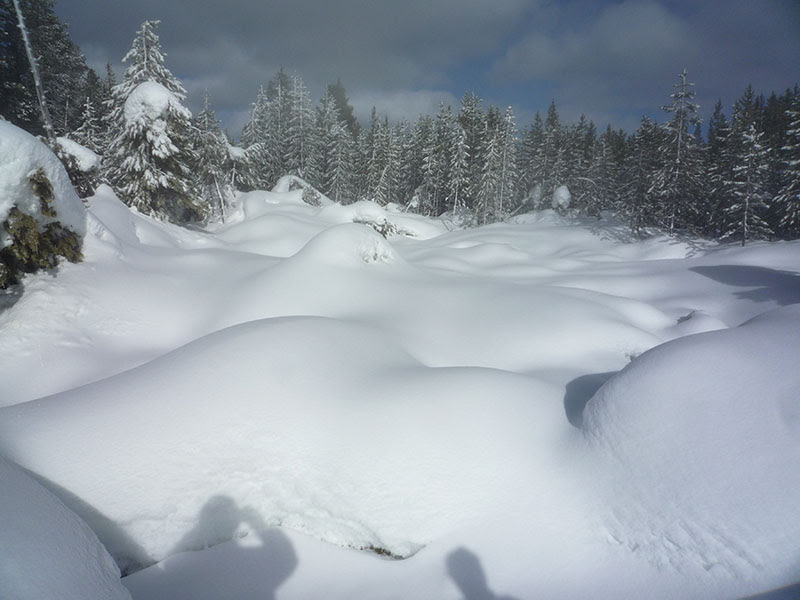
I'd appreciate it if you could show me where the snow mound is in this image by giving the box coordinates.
[319,200,447,240]
[0,455,130,600]
[0,316,564,571]
[291,223,400,267]
[57,137,101,172]
[552,184,571,211]
[0,120,86,243]
[124,80,191,124]
[583,304,800,581]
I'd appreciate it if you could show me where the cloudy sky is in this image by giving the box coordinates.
[55,0,800,138]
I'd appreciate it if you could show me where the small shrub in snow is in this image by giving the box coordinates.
[353,216,397,238]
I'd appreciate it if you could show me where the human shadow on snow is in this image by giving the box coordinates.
[137,495,298,600]
[446,547,521,600]
[563,371,618,428]
[690,265,800,306]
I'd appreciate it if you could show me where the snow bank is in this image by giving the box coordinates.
[0,455,130,600]
[57,137,101,172]
[0,317,566,569]
[0,120,86,244]
[1,176,799,598]
[583,304,800,584]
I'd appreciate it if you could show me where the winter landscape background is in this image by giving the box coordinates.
[1,1,800,599]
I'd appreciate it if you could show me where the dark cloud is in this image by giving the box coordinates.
[56,0,800,136]
[493,0,800,127]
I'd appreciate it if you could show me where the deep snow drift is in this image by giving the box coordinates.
[0,178,799,599]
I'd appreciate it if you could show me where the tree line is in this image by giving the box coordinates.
[2,3,799,243]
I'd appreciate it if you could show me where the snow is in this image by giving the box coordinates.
[123,80,191,125]
[552,184,571,210]
[0,455,131,600]
[57,136,101,172]
[0,120,86,246]
[0,178,799,598]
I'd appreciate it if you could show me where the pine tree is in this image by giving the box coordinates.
[326,122,356,203]
[539,101,565,199]
[325,79,359,138]
[372,117,400,206]
[239,85,272,190]
[776,91,800,237]
[103,21,203,223]
[285,73,314,178]
[71,94,103,153]
[518,112,544,209]
[457,92,485,210]
[193,91,231,221]
[622,116,661,235]
[477,122,501,225]
[722,124,772,244]
[496,106,518,219]
[706,100,734,237]
[653,68,704,233]
[1,0,88,137]
[448,125,470,213]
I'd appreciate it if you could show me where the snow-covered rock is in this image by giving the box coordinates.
[0,455,130,600]
[0,120,86,246]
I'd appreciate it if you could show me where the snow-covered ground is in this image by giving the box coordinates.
[1,171,799,598]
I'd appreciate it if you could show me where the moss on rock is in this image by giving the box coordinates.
[0,169,83,289]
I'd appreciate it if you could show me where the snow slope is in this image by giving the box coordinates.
[0,456,130,600]
[0,184,799,598]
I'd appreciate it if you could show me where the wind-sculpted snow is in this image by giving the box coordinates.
[0,456,131,600]
[583,304,800,580]
[0,186,799,598]
[0,317,569,569]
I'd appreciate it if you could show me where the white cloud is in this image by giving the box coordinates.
[350,89,462,124]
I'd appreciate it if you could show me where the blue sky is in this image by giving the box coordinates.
[56,0,800,138]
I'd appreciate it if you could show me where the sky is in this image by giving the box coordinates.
[55,0,800,139]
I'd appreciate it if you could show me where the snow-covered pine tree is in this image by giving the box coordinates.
[722,124,772,244]
[562,114,595,211]
[496,106,518,219]
[775,91,800,237]
[396,116,429,211]
[448,124,470,213]
[192,91,231,222]
[476,119,501,226]
[2,0,88,138]
[103,21,204,223]
[518,112,544,209]
[326,121,356,203]
[285,74,314,178]
[372,117,401,206]
[457,92,485,211]
[71,95,103,154]
[239,86,272,190]
[622,116,661,236]
[653,68,704,234]
[307,90,341,195]
[421,104,453,215]
[705,100,734,237]
[540,101,565,198]
[325,79,359,139]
